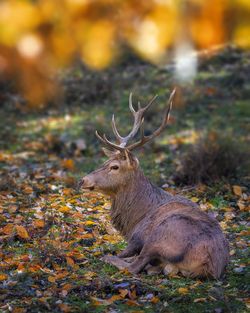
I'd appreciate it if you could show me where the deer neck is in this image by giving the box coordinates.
[110,169,171,239]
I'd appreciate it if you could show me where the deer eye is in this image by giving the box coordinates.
[110,165,119,170]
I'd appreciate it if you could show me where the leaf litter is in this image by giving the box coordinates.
[0,47,250,312]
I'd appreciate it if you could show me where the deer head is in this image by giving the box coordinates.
[79,89,176,196]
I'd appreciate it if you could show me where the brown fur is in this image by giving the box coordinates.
[80,150,229,279]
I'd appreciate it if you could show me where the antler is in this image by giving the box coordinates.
[95,93,158,151]
[95,89,176,151]
[127,88,176,151]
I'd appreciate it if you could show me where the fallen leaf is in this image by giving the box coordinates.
[61,159,75,170]
[16,225,30,239]
[151,296,160,303]
[48,276,56,283]
[194,298,207,303]
[13,308,27,313]
[191,197,199,203]
[178,287,189,294]
[233,185,242,196]
[61,283,73,291]
[237,201,246,211]
[84,271,96,280]
[119,289,129,298]
[66,257,75,268]
[0,273,8,281]
[33,219,45,228]
[84,220,96,226]
[1,223,14,235]
[59,206,71,213]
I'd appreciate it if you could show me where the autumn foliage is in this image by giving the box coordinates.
[0,0,250,104]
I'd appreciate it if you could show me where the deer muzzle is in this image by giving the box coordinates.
[78,176,95,191]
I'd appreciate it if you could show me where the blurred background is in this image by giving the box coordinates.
[0,0,249,187]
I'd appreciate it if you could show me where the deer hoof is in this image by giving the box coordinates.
[163,264,179,276]
[102,255,129,271]
[146,265,163,275]
[101,255,117,264]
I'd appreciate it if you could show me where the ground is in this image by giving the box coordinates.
[0,46,249,312]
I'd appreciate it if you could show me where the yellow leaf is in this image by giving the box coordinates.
[0,273,8,281]
[84,271,96,280]
[233,185,242,196]
[59,206,71,213]
[66,257,75,268]
[16,225,30,239]
[191,197,199,203]
[84,220,96,226]
[48,276,56,283]
[178,287,189,295]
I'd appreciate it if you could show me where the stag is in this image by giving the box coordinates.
[79,90,229,278]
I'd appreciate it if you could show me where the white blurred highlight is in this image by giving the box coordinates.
[174,43,197,82]
[17,34,43,59]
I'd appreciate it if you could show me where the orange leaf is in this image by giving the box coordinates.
[237,201,246,211]
[107,294,122,303]
[151,296,159,303]
[119,289,129,298]
[1,223,14,235]
[62,283,73,291]
[16,225,30,239]
[66,257,75,268]
[233,185,242,196]
[13,308,27,313]
[55,271,69,279]
[33,219,45,228]
[0,273,8,281]
[61,159,75,170]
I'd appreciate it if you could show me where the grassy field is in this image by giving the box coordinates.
[0,46,249,312]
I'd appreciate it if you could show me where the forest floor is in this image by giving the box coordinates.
[0,46,249,312]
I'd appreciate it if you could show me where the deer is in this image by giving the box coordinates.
[79,89,229,279]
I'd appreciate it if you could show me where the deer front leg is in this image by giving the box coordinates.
[102,255,130,270]
[118,235,143,258]
[102,253,151,274]
[117,242,140,258]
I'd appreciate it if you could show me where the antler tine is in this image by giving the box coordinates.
[95,130,125,151]
[111,114,123,142]
[127,88,176,151]
[129,93,136,114]
[144,94,158,111]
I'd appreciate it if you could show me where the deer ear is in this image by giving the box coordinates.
[102,147,115,158]
[124,149,139,169]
